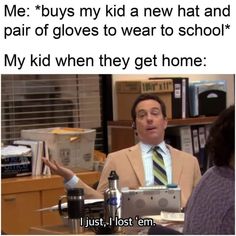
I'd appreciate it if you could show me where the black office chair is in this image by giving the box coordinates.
[148,224,182,235]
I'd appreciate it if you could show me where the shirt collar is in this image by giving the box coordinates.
[140,141,167,154]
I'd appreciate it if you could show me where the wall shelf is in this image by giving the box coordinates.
[107,116,217,152]
[108,116,217,127]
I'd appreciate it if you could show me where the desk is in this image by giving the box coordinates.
[29,224,150,235]
[29,219,183,235]
[29,225,72,235]
[1,171,100,234]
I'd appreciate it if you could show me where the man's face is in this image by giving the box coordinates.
[135,99,168,145]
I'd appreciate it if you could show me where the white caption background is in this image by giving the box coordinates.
[0,0,235,74]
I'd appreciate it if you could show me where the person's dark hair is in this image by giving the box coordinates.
[131,94,167,122]
[206,105,235,166]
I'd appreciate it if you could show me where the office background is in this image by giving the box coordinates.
[1,74,234,154]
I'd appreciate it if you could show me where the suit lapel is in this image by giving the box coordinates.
[126,144,145,186]
[168,145,183,184]
[124,144,184,186]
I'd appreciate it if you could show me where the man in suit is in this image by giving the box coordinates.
[42,94,201,208]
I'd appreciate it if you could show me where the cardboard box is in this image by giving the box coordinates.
[116,80,173,120]
[21,127,96,171]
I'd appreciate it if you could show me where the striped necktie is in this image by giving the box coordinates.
[152,146,168,185]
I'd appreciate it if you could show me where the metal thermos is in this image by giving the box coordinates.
[104,170,122,232]
[67,188,85,234]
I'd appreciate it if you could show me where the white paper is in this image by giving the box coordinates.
[37,198,104,212]
[1,145,31,157]
[160,211,184,222]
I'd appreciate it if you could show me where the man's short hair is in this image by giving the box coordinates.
[131,94,167,122]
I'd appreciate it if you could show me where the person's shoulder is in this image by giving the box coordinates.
[107,144,140,158]
[167,144,197,160]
